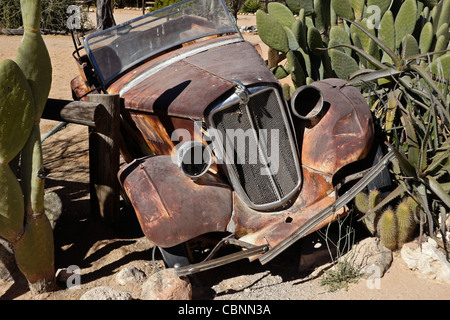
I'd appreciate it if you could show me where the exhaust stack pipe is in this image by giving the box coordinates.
[290,85,325,127]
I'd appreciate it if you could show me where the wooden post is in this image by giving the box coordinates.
[87,94,121,228]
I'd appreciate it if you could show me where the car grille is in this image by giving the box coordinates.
[210,86,301,210]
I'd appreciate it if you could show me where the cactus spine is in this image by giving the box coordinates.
[396,200,416,246]
[377,208,398,250]
[0,0,54,293]
[355,190,420,250]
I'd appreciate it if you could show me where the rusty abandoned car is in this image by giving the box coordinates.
[68,0,394,275]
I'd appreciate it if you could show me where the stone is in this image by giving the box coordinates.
[342,237,393,279]
[80,286,133,300]
[401,237,450,284]
[116,266,146,285]
[44,192,62,229]
[140,268,192,300]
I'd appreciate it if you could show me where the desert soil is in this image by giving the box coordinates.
[0,9,449,302]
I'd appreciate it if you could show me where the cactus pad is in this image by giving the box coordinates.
[394,0,418,49]
[331,0,355,20]
[285,0,314,15]
[0,165,25,242]
[256,10,290,53]
[330,47,359,79]
[0,59,34,164]
[268,2,296,27]
[419,22,434,53]
[15,31,52,119]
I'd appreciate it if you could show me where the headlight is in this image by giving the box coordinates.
[290,85,325,127]
[176,141,213,179]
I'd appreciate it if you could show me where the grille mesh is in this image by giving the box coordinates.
[212,89,299,207]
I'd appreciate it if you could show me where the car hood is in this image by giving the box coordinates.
[107,35,278,120]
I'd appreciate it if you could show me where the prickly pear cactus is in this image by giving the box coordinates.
[0,60,34,165]
[0,0,55,294]
[256,0,450,94]
[0,59,33,242]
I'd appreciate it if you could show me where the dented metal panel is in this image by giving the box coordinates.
[118,155,233,248]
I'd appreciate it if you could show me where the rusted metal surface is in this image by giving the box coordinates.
[301,79,374,175]
[107,38,277,120]
[118,155,233,248]
[229,79,374,257]
[70,75,93,101]
[230,166,344,258]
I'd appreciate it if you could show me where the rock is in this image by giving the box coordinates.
[44,192,62,229]
[80,286,133,300]
[116,266,146,286]
[401,238,450,284]
[140,268,192,300]
[56,266,81,289]
[343,237,393,279]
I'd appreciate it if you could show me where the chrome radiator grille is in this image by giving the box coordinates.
[209,86,301,210]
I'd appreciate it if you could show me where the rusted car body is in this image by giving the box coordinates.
[70,0,382,274]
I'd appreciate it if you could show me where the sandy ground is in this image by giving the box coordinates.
[0,9,449,302]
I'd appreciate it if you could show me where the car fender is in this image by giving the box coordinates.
[118,155,233,248]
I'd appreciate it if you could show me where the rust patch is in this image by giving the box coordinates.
[118,155,233,248]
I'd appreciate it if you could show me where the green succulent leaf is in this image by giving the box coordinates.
[378,10,395,52]
[272,65,290,79]
[421,0,438,9]
[402,34,420,60]
[367,0,392,17]
[438,0,450,30]
[329,47,360,79]
[0,59,34,164]
[307,26,324,54]
[423,175,450,208]
[284,26,301,51]
[256,9,290,53]
[419,22,434,54]
[344,17,401,67]
[268,2,297,27]
[285,0,314,15]
[349,0,364,20]
[386,142,417,178]
[331,0,355,20]
[394,0,418,49]
[287,50,307,87]
[292,18,307,51]
[330,26,352,55]
[314,0,331,35]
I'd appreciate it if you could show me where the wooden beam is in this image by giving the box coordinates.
[42,99,100,127]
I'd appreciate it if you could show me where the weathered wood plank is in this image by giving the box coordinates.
[87,94,121,228]
[42,99,100,127]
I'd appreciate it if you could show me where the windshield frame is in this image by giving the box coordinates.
[83,0,240,87]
